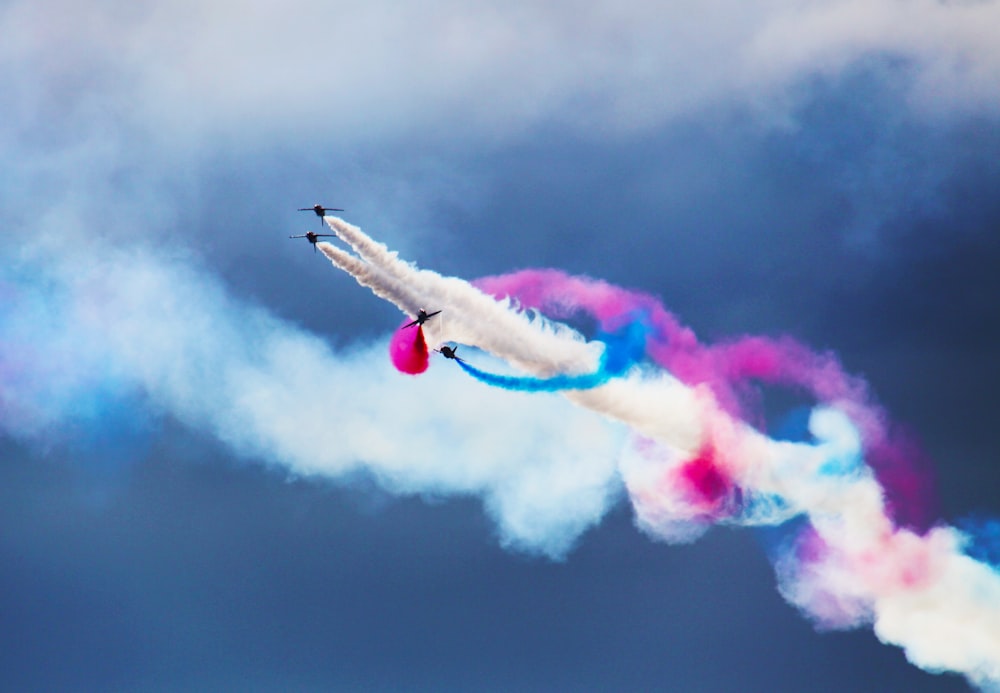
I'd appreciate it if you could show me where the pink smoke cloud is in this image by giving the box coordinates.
[390,322,429,375]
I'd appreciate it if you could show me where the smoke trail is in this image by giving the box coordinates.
[390,323,429,374]
[454,317,650,392]
[475,269,936,532]
[474,269,871,413]
[319,218,1000,691]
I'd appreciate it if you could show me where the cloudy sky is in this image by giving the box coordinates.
[2,0,999,690]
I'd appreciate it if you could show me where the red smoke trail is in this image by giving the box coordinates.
[390,323,429,374]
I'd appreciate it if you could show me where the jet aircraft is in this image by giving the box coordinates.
[435,345,464,362]
[289,230,336,252]
[403,309,441,328]
[298,204,345,225]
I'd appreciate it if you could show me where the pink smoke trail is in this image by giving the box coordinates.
[474,269,936,531]
[390,323,429,374]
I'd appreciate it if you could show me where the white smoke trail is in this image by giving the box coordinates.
[321,217,707,456]
[318,217,1000,690]
[323,218,599,375]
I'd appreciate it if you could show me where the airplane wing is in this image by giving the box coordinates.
[403,319,419,328]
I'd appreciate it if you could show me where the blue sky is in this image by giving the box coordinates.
[2,1,999,690]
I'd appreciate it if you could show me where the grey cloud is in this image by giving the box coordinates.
[3,0,999,147]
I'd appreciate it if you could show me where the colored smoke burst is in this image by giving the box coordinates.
[390,322,429,374]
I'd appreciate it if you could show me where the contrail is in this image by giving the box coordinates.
[319,217,1000,691]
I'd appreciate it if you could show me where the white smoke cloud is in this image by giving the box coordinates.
[3,231,625,557]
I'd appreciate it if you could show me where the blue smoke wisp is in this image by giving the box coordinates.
[456,317,649,392]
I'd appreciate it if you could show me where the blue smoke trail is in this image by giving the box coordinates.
[456,316,649,392]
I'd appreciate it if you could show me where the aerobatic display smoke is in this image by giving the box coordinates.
[318,217,1000,691]
[447,319,649,392]
[390,323,430,374]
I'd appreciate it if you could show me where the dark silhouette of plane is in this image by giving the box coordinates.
[435,345,464,362]
[298,204,345,225]
[403,309,441,328]
[289,230,336,252]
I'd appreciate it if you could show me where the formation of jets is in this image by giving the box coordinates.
[289,202,345,251]
[289,204,460,365]
[290,204,344,250]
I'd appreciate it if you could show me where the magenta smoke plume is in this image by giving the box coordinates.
[390,322,429,374]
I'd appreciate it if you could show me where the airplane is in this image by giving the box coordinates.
[403,309,441,328]
[298,204,345,225]
[435,345,464,362]
[289,230,336,252]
